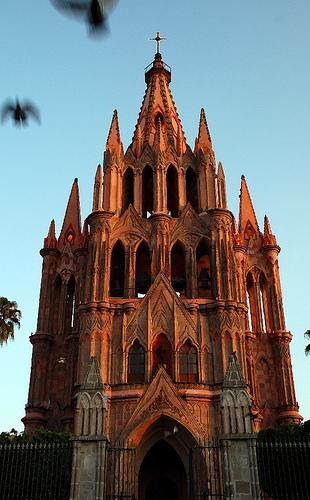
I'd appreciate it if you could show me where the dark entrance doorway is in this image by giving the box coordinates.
[139,440,187,500]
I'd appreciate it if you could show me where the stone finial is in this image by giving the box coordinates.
[44,219,57,249]
[238,175,260,235]
[217,161,227,208]
[58,178,82,249]
[223,352,247,389]
[92,164,103,212]
[263,214,277,246]
[106,109,123,156]
[82,356,104,391]
[194,108,212,154]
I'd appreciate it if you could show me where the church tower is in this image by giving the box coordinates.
[23,43,301,460]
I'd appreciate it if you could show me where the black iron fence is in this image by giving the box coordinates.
[257,439,310,500]
[104,446,136,500]
[189,440,224,500]
[0,441,73,500]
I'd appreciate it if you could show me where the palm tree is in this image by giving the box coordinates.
[0,297,21,346]
[305,330,310,356]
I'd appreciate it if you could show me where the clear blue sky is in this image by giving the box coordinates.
[0,0,309,431]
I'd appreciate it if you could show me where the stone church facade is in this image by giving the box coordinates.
[23,49,301,499]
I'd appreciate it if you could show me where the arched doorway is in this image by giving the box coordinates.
[139,439,187,500]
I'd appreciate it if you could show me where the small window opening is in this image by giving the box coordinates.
[152,333,172,378]
[171,242,186,297]
[196,239,212,298]
[122,167,134,213]
[66,232,74,244]
[186,167,199,212]
[154,112,164,127]
[65,275,75,332]
[166,165,179,217]
[142,165,154,218]
[135,241,151,296]
[110,241,125,297]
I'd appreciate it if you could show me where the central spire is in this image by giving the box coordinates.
[129,38,187,157]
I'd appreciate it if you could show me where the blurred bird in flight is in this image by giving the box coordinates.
[51,0,118,34]
[1,98,41,127]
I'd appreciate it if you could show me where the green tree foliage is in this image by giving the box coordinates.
[0,428,73,499]
[305,329,310,356]
[0,427,72,443]
[257,420,310,441]
[0,297,21,345]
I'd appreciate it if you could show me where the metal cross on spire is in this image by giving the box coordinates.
[150,32,167,54]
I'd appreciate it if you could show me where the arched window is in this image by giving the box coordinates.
[186,166,199,212]
[110,240,125,297]
[65,275,75,331]
[196,239,212,298]
[179,340,198,382]
[166,165,179,217]
[122,167,134,213]
[128,340,145,383]
[142,165,154,218]
[152,333,172,377]
[135,241,151,296]
[171,241,186,297]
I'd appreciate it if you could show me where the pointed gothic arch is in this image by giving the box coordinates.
[246,268,269,333]
[196,238,212,298]
[186,166,199,212]
[139,439,186,500]
[135,240,151,296]
[142,165,154,217]
[179,339,198,382]
[152,333,172,378]
[171,241,187,297]
[122,166,134,213]
[76,392,91,436]
[109,240,125,297]
[128,339,146,383]
[166,164,179,217]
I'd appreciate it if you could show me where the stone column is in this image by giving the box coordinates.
[70,437,107,500]
[70,356,109,500]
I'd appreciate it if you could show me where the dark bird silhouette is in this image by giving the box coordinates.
[51,0,117,33]
[1,98,40,126]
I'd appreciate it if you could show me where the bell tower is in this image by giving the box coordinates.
[23,44,301,442]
